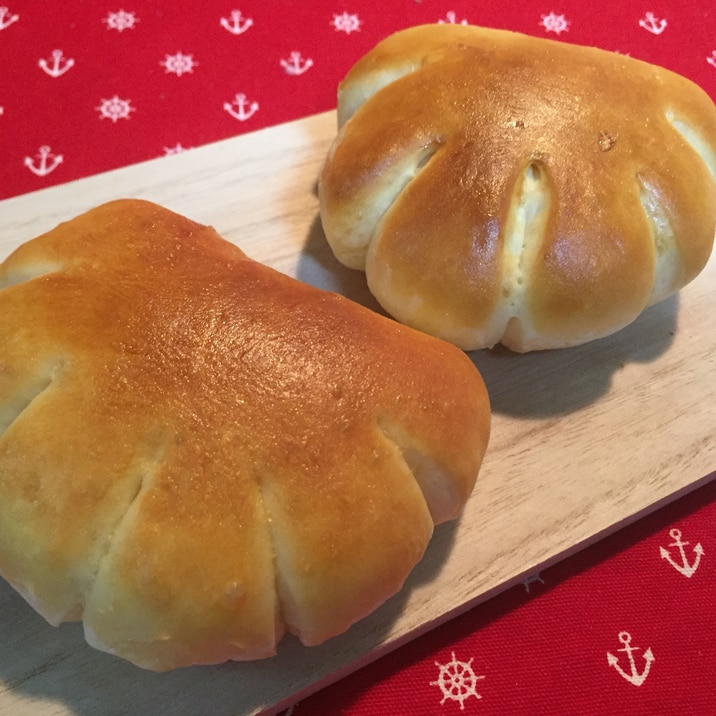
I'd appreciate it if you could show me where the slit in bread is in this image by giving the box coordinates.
[319,24,716,351]
[0,199,490,670]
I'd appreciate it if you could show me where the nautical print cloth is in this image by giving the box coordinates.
[1,0,715,199]
[289,479,716,715]
[1,1,715,714]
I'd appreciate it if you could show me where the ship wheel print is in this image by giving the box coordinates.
[430,651,485,710]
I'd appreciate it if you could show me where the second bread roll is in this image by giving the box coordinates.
[319,24,716,351]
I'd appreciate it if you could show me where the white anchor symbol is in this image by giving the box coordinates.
[220,9,252,35]
[522,572,544,593]
[707,51,716,69]
[639,12,667,35]
[0,6,19,30]
[659,527,704,577]
[281,51,313,76]
[24,145,63,177]
[607,631,654,686]
[223,93,258,121]
[38,49,75,78]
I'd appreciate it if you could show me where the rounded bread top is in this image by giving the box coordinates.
[319,24,716,351]
[0,199,490,669]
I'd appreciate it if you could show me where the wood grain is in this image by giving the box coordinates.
[0,110,714,715]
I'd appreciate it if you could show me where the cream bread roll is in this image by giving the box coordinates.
[319,24,716,351]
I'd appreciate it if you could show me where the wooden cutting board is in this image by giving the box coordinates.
[0,111,714,715]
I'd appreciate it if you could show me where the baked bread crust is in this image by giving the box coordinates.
[0,199,490,670]
[319,24,716,351]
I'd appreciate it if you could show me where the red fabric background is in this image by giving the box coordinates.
[1,1,714,200]
[1,2,715,714]
[290,478,716,715]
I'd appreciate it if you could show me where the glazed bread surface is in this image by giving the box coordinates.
[0,199,490,670]
[319,24,716,351]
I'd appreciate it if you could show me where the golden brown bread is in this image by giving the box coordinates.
[318,24,716,351]
[0,199,490,670]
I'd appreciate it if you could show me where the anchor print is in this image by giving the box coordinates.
[660,528,704,577]
[24,146,63,177]
[38,49,75,78]
[220,9,252,35]
[639,12,667,35]
[0,5,18,30]
[522,572,545,593]
[281,51,313,76]
[223,93,258,121]
[607,631,654,686]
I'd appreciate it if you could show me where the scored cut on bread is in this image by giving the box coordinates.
[318,24,716,352]
[0,199,490,671]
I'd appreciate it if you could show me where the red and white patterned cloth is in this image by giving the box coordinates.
[1,2,715,714]
[292,480,716,715]
[1,1,715,201]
